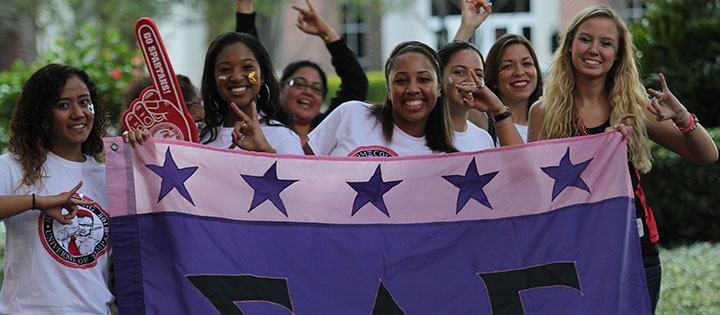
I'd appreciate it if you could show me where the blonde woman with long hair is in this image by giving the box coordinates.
[528,5,717,313]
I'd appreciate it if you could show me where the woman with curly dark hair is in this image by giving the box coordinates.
[0,63,115,313]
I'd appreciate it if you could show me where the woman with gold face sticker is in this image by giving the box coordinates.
[235,0,368,144]
[199,32,303,154]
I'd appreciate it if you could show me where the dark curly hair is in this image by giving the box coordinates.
[199,32,293,145]
[8,63,106,188]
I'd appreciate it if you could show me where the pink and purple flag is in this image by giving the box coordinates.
[104,132,651,314]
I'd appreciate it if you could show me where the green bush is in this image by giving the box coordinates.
[0,24,144,151]
[631,0,720,127]
[325,70,387,107]
[643,127,720,247]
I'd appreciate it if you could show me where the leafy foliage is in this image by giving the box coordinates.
[631,0,720,127]
[0,25,144,151]
[326,70,386,107]
[643,127,720,246]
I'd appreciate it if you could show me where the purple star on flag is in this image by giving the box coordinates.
[241,162,298,217]
[347,165,402,217]
[541,147,593,201]
[145,148,199,206]
[443,157,498,213]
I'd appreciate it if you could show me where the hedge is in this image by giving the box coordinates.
[643,127,720,247]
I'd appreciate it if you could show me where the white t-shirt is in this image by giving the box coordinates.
[0,152,112,315]
[307,101,435,157]
[199,116,303,155]
[454,121,494,152]
[514,123,528,144]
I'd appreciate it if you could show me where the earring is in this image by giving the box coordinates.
[256,83,270,104]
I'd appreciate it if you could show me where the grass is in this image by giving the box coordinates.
[657,242,720,314]
[0,227,717,313]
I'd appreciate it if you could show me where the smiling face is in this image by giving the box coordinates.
[570,17,619,79]
[281,66,324,125]
[388,52,441,136]
[442,49,484,109]
[49,75,94,159]
[214,42,262,112]
[496,43,538,105]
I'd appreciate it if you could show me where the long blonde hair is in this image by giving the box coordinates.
[540,5,651,172]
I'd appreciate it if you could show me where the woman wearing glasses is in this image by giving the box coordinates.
[236,0,368,142]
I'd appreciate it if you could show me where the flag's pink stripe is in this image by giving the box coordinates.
[104,131,632,224]
[104,139,135,217]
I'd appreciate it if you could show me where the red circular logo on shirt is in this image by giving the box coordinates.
[37,193,109,269]
[349,146,399,157]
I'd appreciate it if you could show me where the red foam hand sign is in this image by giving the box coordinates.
[122,18,198,142]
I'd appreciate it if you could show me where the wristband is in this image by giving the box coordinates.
[322,29,335,42]
[673,113,698,133]
[493,106,512,122]
[32,193,35,210]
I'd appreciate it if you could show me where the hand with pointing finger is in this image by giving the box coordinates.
[646,73,687,123]
[229,101,276,153]
[37,181,95,225]
[454,71,505,115]
[454,0,492,41]
[292,0,339,42]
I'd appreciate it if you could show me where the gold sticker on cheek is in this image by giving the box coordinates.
[248,72,258,85]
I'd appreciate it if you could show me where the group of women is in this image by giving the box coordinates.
[0,0,716,313]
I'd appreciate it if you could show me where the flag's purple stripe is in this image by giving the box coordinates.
[110,215,145,314]
[112,197,649,314]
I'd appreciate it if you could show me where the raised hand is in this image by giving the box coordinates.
[647,73,687,123]
[291,0,339,42]
[229,102,276,153]
[454,71,505,115]
[454,0,493,41]
[37,181,95,225]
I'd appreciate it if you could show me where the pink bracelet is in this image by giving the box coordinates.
[673,113,697,133]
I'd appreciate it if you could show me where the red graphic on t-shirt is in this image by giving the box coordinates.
[349,146,399,157]
[37,194,109,269]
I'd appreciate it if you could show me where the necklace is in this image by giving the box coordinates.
[572,111,588,136]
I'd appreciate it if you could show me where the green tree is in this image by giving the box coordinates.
[0,25,144,151]
[631,0,720,127]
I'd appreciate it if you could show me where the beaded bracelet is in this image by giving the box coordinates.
[673,113,698,133]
